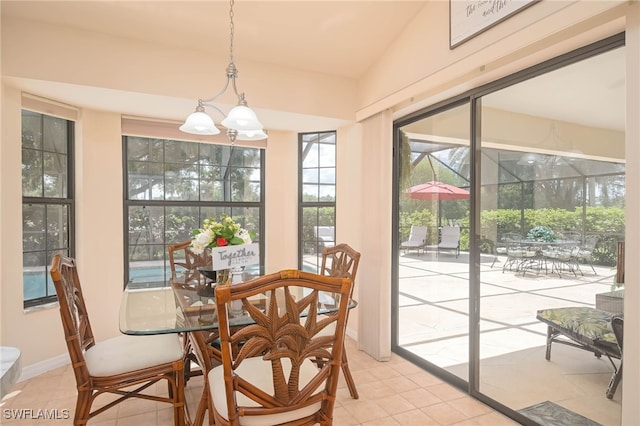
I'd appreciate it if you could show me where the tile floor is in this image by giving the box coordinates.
[1,337,519,425]
[397,251,623,425]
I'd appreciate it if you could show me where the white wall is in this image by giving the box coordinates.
[2,1,640,422]
[623,3,640,423]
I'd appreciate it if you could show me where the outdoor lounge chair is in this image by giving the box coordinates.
[437,226,460,257]
[400,225,428,254]
[536,307,623,399]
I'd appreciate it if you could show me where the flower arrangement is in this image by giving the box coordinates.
[191,215,253,255]
[527,225,555,242]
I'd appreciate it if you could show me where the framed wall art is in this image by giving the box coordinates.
[450,0,539,49]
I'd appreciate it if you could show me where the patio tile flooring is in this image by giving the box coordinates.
[398,250,622,426]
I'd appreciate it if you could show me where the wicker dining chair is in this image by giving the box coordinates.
[168,240,213,384]
[208,270,352,426]
[188,327,223,426]
[320,243,361,399]
[50,254,187,426]
[168,239,212,285]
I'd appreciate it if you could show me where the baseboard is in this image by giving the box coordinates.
[345,326,358,342]
[17,353,70,383]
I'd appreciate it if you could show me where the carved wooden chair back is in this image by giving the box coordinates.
[320,243,360,299]
[319,243,361,399]
[168,240,211,285]
[210,270,352,425]
[50,254,186,425]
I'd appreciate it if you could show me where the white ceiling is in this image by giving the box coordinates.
[482,46,625,132]
[2,1,426,79]
[1,1,626,132]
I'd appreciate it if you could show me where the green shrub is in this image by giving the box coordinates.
[403,206,625,265]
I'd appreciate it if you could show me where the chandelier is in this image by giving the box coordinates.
[179,0,267,143]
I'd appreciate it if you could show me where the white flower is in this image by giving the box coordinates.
[236,228,252,244]
[191,229,213,254]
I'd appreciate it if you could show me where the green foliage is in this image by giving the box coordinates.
[401,206,625,265]
[399,209,437,244]
[526,225,555,242]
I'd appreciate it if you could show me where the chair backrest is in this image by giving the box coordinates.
[320,243,360,298]
[168,240,211,285]
[440,226,460,243]
[406,226,428,243]
[214,270,352,426]
[50,253,94,389]
[561,231,582,242]
[502,232,522,242]
[612,315,623,352]
[583,234,599,251]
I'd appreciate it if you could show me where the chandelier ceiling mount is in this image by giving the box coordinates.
[179,0,267,143]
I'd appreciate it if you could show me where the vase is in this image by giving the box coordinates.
[196,268,230,298]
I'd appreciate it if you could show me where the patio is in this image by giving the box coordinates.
[398,249,622,425]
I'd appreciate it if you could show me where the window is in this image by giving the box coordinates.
[124,136,264,288]
[22,110,74,308]
[299,131,336,272]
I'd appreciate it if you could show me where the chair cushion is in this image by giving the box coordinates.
[209,357,323,426]
[85,333,183,377]
[536,307,617,346]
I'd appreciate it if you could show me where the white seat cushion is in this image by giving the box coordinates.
[85,333,183,377]
[209,357,323,426]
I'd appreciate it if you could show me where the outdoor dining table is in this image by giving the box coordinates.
[505,239,580,276]
[118,269,356,425]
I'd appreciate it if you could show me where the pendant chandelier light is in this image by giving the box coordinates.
[179,0,267,143]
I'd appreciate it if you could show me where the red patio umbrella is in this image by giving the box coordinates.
[404,181,470,228]
[404,181,470,200]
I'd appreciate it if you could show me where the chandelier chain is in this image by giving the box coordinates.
[179,0,266,141]
[229,0,235,65]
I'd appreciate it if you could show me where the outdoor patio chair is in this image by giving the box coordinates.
[400,225,428,254]
[491,232,522,267]
[536,307,622,399]
[503,240,540,275]
[314,226,335,249]
[560,231,582,242]
[437,226,460,258]
[542,243,578,278]
[572,234,598,275]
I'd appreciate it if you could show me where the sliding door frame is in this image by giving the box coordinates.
[391,32,625,423]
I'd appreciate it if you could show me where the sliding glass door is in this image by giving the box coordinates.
[477,45,625,425]
[394,37,625,425]
[396,102,471,383]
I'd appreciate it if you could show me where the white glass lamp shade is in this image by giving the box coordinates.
[236,129,268,141]
[518,153,539,165]
[179,111,220,135]
[221,105,263,131]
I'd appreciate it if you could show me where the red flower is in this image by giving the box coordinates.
[216,237,229,247]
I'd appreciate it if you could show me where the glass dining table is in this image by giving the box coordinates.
[119,267,265,336]
[118,268,356,425]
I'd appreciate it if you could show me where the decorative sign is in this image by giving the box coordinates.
[211,243,260,270]
[450,0,538,48]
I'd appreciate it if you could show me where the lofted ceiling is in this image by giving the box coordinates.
[1,1,427,80]
[1,1,626,133]
[1,0,428,131]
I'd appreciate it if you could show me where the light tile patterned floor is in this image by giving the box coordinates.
[1,337,519,425]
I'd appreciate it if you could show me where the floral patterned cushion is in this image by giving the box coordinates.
[536,307,617,346]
